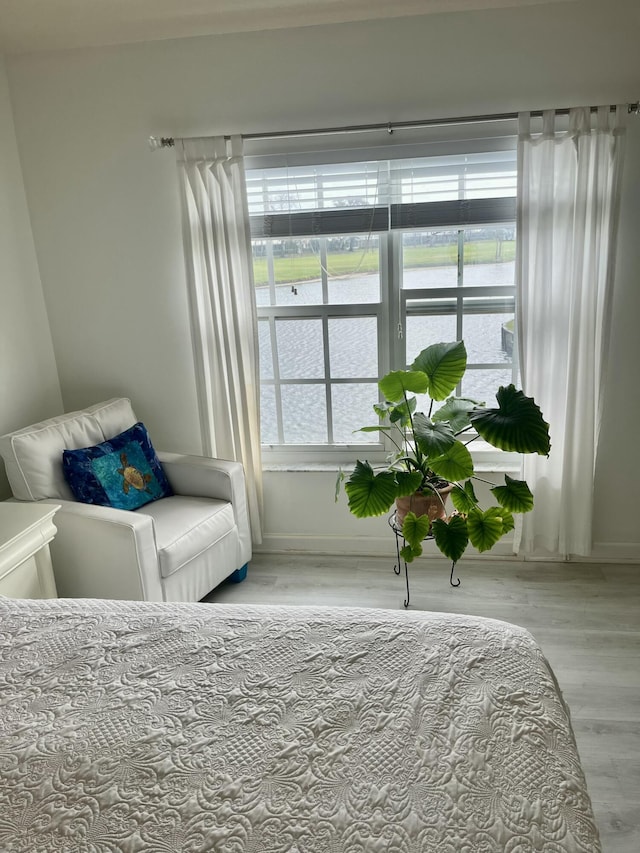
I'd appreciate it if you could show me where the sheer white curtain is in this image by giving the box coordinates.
[516,107,626,557]
[176,135,263,544]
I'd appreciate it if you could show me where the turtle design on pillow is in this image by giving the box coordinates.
[118,452,153,494]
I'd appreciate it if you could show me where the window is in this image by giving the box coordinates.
[246,143,517,462]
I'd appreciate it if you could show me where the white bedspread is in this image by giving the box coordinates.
[0,597,600,852]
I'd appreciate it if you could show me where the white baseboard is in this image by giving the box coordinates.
[255,534,640,564]
[255,534,516,560]
[590,541,640,563]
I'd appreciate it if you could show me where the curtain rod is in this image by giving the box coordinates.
[149,101,639,149]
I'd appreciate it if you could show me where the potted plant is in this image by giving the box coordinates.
[337,340,550,569]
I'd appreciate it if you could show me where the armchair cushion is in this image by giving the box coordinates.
[62,422,173,510]
[0,398,137,501]
[136,495,236,579]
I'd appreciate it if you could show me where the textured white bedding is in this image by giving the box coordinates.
[0,597,600,852]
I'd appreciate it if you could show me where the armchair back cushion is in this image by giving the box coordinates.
[0,399,137,501]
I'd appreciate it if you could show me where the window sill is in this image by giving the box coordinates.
[262,439,521,474]
[263,458,520,475]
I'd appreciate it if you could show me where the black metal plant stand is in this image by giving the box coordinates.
[388,511,460,608]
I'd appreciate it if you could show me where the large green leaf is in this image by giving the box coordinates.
[400,543,422,562]
[379,370,429,403]
[470,385,551,455]
[373,401,395,418]
[345,461,398,518]
[498,508,515,534]
[467,507,507,552]
[427,440,474,481]
[389,398,416,425]
[411,341,467,401]
[432,515,469,563]
[394,470,424,497]
[432,397,480,433]
[413,413,456,457]
[491,474,534,513]
[451,480,479,513]
[402,511,432,550]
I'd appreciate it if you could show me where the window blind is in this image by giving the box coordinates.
[246,148,517,239]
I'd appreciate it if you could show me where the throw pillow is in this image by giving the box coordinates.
[62,422,173,510]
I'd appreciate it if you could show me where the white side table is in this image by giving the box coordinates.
[0,502,60,599]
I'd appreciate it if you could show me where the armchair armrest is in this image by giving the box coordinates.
[31,499,164,601]
[158,453,251,566]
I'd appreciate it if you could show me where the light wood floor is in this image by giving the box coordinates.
[206,552,640,853]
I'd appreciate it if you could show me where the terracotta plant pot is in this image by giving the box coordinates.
[395,483,455,528]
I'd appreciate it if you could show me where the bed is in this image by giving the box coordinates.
[0,596,600,852]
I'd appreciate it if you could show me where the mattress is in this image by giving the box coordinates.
[0,597,600,852]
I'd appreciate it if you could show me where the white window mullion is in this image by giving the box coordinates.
[456,229,464,339]
[269,315,285,445]
[266,241,276,305]
[380,232,396,374]
[403,284,515,301]
[320,238,329,304]
[322,315,333,444]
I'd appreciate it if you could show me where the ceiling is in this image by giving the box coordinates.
[0,0,579,55]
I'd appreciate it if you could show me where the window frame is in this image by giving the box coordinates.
[257,233,392,465]
[247,141,520,467]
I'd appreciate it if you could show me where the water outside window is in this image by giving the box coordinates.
[254,228,517,445]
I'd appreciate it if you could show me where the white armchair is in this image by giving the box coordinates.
[0,398,251,602]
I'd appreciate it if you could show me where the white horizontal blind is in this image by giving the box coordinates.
[247,161,388,237]
[390,150,517,203]
[246,148,517,238]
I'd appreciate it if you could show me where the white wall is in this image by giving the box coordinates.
[263,467,519,560]
[0,54,62,500]
[4,3,640,554]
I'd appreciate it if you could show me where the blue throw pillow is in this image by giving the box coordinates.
[62,422,173,510]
